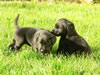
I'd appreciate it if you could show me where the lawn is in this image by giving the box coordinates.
[0,2,100,75]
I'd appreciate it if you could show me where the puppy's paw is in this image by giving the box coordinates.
[8,44,15,50]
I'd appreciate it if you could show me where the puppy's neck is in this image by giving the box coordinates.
[62,31,78,38]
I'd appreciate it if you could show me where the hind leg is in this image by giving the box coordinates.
[8,39,16,50]
[14,35,24,50]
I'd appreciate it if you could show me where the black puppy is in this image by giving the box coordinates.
[52,18,92,55]
[9,14,56,53]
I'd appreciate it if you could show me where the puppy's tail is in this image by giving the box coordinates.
[14,14,20,30]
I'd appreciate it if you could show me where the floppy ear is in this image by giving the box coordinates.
[33,32,41,44]
[67,23,74,31]
[35,33,40,41]
[66,23,75,36]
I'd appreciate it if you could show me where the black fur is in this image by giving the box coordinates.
[9,14,56,54]
[52,18,92,55]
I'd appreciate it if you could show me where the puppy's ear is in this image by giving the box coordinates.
[66,23,76,36]
[67,23,74,31]
[34,32,41,42]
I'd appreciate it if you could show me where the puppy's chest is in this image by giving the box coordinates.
[60,38,83,50]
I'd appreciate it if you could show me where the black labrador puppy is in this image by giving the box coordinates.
[9,14,56,54]
[52,18,92,55]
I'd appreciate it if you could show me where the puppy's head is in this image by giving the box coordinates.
[34,30,56,54]
[52,18,75,36]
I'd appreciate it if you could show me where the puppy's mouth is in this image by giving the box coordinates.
[37,48,50,54]
[54,34,60,36]
[51,31,60,36]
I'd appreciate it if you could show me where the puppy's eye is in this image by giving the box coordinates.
[55,25,59,29]
[40,40,46,44]
[40,41,43,44]
[40,40,43,44]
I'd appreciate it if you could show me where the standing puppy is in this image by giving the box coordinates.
[9,14,56,54]
[52,18,92,55]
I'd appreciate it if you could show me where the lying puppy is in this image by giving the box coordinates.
[9,14,56,54]
[52,18,92,55]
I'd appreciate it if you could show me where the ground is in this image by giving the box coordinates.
[0,2,100,75]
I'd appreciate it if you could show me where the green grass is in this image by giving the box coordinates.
[0,2,100,75]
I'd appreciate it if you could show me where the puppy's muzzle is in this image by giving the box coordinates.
[52,29,56,34]
[51,29,59,36]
